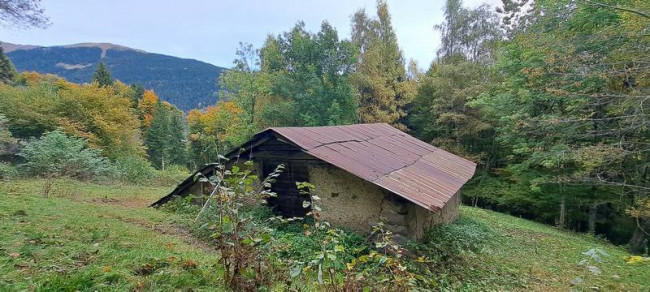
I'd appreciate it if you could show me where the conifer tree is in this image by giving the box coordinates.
[145,103,187,169]
[0,46,16,83]
[92,62,114,87]
[129,83,145,104]
[351,0,411,129]
[167,109,187,166]
[145,104,170,169]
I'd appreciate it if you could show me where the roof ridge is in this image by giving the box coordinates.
[268,122,389,130]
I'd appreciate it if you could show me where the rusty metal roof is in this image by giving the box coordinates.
[265,123,476,211]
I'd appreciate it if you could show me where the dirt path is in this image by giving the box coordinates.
[98,211,218,255]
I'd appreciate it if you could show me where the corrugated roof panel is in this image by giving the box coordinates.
[322,126,366,141]
[266,123,476,212]
[344,124,387,138]
[398,165,458,197]
[351,141,411,170]
[374,175,446,210]
[309,146,384,181]
[366,137,422,161]
[271,127,322,149]
[336,125,375,141]
[383,135,431,156]
[331,144,396,174]
[323,144,395,176]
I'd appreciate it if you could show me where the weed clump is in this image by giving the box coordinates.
[417,216,494,267]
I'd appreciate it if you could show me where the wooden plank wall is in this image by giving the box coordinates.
[255,136,315,217]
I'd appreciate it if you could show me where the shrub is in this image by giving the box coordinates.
[0,162,17,179]
[162,195,201,216]
[416,216,494,267]
[111,155,156,183]
[193,160,283,290]
[18,130,111,179]
[151,164,190,186]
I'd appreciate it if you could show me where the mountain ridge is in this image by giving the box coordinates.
[1,41,227,110]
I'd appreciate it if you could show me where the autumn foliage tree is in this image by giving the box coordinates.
[0,72,144,160]
[187,101,246,168]
[138,89,160,127]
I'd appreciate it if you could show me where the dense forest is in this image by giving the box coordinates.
[0,0,648,257]
[6,44,227,110]
[197,0,650,252]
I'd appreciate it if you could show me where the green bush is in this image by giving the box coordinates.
[151,164,190,186]
[162,195,201,215]
[110,157,188,186]
[415,216,494,267]
[0,162,17,179]
[111,155,156,183]
[18,130,111,180]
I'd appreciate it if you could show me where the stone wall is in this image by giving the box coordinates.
[308,163,386,233]
[307,163,460,240]
[406,192,460,240]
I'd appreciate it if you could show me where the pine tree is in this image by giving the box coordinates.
[145,103,187,169]
[92,62,114,87]
[0,46,16,83]
[167,110,187,166]
[129,83,145,104]
[351,0,411,129]
[145,104,170,169]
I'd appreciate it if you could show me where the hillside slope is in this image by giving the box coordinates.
[0,179,648,291]
[2,42,227,110]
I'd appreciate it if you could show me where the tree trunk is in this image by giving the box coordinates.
[558,195,566,229]
[588,202,598,235]
[628,218,650,254]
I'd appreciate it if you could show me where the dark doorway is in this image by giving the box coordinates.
[262,160,311,217]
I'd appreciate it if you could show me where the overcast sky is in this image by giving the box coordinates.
[0,0,500,69]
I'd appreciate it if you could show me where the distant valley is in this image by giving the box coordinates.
[2,42,227,110]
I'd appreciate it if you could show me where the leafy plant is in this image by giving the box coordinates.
[289,182,422,291]
[111,155,156,183]
[18,130,112,180]
[162,194,201,215]
[579,248,609,275]
[417,216,494,268]
[0,162,17,179]
[194,158,284,291]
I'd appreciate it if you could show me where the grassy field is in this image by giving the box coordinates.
[1,178,648,291]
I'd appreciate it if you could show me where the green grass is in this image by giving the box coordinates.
[1,178,648,291]
[452,207,650,291]
[0,179,224,291]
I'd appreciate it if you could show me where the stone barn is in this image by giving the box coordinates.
[151,123,476,240]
